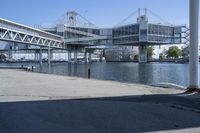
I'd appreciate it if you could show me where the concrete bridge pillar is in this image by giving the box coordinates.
[39,47,43,65]
[188,0,199,90]
[9,42,18,59]
[84,52,88,63]
[9,45,12,59]
[50,50,53,60]
[34,50,38,63]
[138,45,147,63]
[34,50,36,62]
[100,50,104,62]
[48,47,51,65]
[89,52,92,63]
[13,42,18,51]
[74,51,78,62]
[68,51,71,61]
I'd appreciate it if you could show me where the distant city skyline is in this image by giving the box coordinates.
[0,0,190,28]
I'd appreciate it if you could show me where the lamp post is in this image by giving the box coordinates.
[188,0,199,91]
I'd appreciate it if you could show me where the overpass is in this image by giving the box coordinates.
[0,18,65,64]
[0,18,64,49]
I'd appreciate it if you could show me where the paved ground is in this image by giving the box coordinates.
[0,69,200,133]
[0,69,182,102]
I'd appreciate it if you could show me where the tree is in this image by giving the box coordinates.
[166,46,182,59]
[133,54,138,61]
[0,54,6,61]
[147,46,155,59]
[159,53,165,60]
[181,46,189,58]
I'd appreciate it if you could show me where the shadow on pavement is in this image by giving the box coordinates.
[0,93,200,133]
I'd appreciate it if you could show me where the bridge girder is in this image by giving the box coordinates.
[0,27,64,49]
[0,18,64,49]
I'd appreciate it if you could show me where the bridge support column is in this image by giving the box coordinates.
[34,51,36,62]
[100,50,104,62]
[9,42,18,59]
[39,47,43,65]
[68,51,71,61]
[34,50,37,63]
[89,52,92,63]
[74,51,78,62]
[188,0,199,91]
[138,45,147,63]
[50,50,53,60]
[84,52,88,63]
[13,42,18,51]
[9,45,12,59]
[48,47,51,65]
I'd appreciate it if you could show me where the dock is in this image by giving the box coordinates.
[0,69,200,133]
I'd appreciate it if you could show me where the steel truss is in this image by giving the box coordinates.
[0,18,64,49]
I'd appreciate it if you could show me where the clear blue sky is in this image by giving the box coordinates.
[0,0,190,28]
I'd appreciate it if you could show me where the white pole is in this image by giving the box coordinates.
[189,0,199,90]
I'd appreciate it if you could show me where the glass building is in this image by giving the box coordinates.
[112,23,182,45]
[44,10,185,63]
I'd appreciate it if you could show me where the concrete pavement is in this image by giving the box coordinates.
[0,69,200,133]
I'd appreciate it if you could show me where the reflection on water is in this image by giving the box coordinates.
[0,62,193,87]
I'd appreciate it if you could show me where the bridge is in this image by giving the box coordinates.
[0,18,64,49]
[42,9,187,63]
[0,18,65,64]
[0,8,189,64]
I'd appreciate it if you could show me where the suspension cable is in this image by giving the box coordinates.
[114,9,138,27]
[147,9,172,25]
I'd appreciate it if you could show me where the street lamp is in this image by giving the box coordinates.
[188,0,199,92]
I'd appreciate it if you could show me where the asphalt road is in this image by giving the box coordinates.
[0,94,200,133]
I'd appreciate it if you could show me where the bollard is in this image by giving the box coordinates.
[32,66,34,72]
[88,68,91,79]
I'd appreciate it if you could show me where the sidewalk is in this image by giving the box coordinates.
[0,69,200,133]
[0,69,183,102]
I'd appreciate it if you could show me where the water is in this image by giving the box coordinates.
[0,62,193,87]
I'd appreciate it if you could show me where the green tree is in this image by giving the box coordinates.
[147,46,155,59]
[181,46,189,58]
[133,54,138,61]
[166,46,182,59]
[0,54,6,61]
[159,53,164,60]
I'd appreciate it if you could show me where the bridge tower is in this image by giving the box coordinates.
[67,11,78,26]
[137,8,148,63]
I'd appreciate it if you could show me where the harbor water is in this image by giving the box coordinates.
[0,62,193,87]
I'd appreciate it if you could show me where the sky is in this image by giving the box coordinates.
[0,0,190,28]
